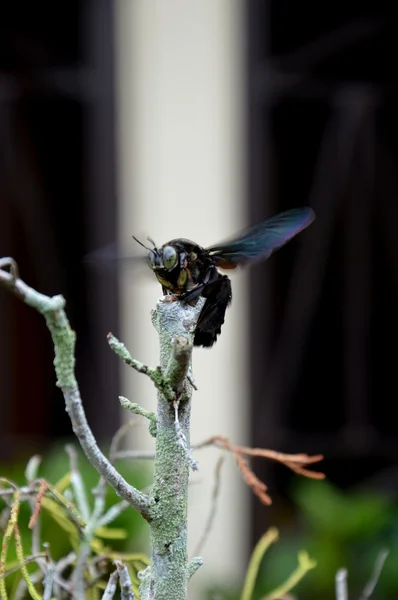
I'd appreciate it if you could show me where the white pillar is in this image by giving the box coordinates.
[115,1,248,594]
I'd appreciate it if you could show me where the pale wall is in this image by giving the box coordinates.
[114,1,249,595]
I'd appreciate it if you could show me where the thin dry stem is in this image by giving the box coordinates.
[194,435,324,505]
[28,480,48,529]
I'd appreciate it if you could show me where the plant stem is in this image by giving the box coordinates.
[139,298,205,600]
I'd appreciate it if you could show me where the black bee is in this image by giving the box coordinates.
[134,207,315,348]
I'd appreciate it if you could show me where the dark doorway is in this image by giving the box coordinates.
[246,2,398,536]
[0,1,120,459]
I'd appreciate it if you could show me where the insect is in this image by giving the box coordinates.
[134,207,315,348]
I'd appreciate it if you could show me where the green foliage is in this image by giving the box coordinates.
[204,528,316,600]
[256,479,396,599]
[203,480,395,600]
[0,444,151,599]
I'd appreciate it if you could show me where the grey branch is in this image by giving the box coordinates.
[187,369,198,390]
[107,334,152,375]
[139,296,205,599]
[335,568,348,600]
[0,259,151,518]
[102,569,119,600]
[359,549,389,600]
[116,562,135,599]
[108,334,174,401]
[188,557,204,580]
[97,500,130,527]
[119,398,157,424]
[42,563,56,600]
[52,552,76,597]
[109,420,137,464]
[113,450,156,461]
[25,456,42,483]
[65,444,90,522]
[109,331,194,402]
[0,553,46,579]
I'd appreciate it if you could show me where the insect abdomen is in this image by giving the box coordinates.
[193,275,232,347]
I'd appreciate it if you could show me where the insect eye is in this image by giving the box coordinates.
[147,250,157,270]
[162,246,178,270]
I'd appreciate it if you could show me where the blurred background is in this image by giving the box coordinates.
[1,2,398,598]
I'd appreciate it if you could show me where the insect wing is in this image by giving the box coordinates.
[83,242,148,276]
[207,207,314,268]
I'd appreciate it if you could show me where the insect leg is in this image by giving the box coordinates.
[179,265,219,303]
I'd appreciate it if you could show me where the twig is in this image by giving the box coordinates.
[10,547,71,598]
[108,334,151,375]
[97,500,130,527]
[42,563,56,600]
[109,420,137,464]
[108,334,174,402]
[72,465,111,598]
[193,435,324,505]
[187,557,204,580]
[359,549,389,600]
[335,568,348,600]
[0,257,18,279]
[194,456,225,556]
[187,369,198,390]
[119,399,157,425]
[50,552,74,597]
[0,484,42,498]
[112,450,156,461]
[65,444,91,522]
[62,384,150,516]
[195,436,324,479]
[0,261,151,518]
[25,456,42,484]
[54,551,77,575]
[109,332,193,401]
[0,552,47,580]
[24,458,44,569]
[235,452,272,505]
[116,561,135,599]
[72,541,91,599]
[102,569,119,599]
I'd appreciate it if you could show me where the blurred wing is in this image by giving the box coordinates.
[83,242,148,275]
[207,207,315,269]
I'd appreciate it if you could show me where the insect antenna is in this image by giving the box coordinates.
[132,235,158,253]
[146,236,157,249]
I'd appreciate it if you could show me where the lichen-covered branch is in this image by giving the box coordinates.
[137,296,205,600]
[0,259,150,518]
